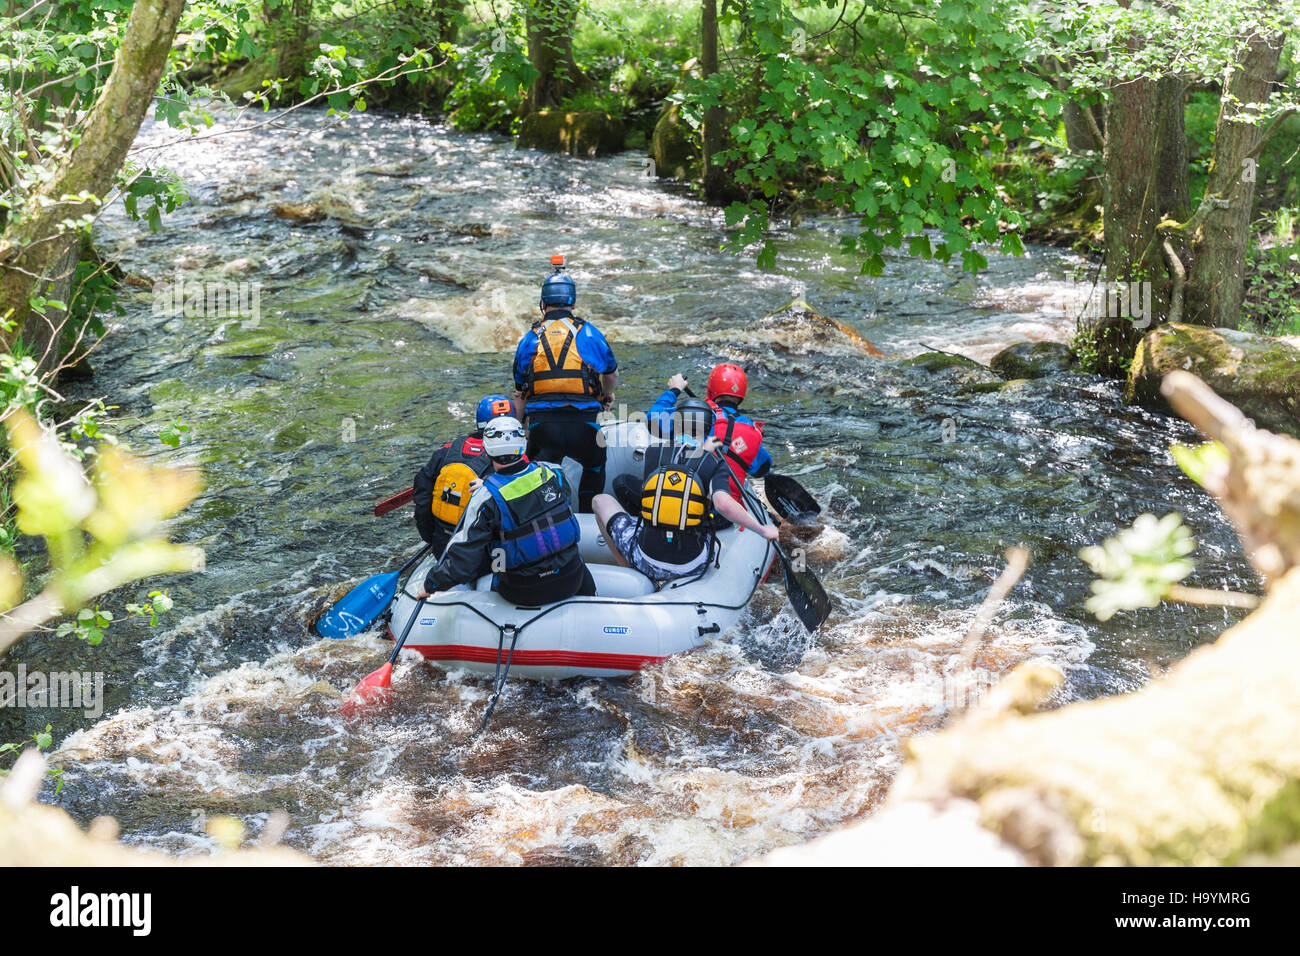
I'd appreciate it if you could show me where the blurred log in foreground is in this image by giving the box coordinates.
[0,751,308,865]
[761,371,1300,866]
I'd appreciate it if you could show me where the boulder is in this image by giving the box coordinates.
[515,110,626,158]
[989,341,1078,379]
[649,103,699,180]
[1126,323,1300,437]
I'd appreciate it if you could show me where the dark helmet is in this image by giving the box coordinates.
[540,254,576,308]
[674,396,714,442]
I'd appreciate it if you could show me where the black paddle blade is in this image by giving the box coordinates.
[779,551,832,633]
[766,473,821,523]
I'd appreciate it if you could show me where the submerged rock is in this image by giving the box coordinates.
[271,202,325,224]
[516,110,626,158]
[989,341,1077,379]
[903,351,985,374]
[1126,323,1300,437]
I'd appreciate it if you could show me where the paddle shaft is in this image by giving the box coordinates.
[388,596,427,666]
[397,542,434,580]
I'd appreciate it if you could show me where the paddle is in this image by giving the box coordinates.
[315,543,432,639]
[681,385,822,524]
[726,460,832,633]
[373,486,414,517]
[764,473,821,524]
[340,596,427,716]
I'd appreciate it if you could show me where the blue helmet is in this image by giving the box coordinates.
[540,271,576,308]
[476,394,515,429]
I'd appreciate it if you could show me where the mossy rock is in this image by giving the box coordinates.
[989,342,1078,379]
[649,103,699,180]
[1126,323,1300,438]
[957,378,1034,397]
[903,352,985,373]
[515,110,626,158]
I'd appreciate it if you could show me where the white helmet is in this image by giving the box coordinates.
[482,416,527,459]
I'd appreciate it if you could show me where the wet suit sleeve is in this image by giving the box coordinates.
[512,331,536,392]
[412,443,449,544]
[750,442,773,479]
[424,487,496,592]
[579,324,617,374]
[646,387,681,440]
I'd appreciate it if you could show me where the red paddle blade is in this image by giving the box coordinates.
[373,487,414,517]
[340,662,394,716]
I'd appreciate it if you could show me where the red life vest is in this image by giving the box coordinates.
[708,400,764,501]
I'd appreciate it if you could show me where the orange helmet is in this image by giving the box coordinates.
[706,363,747,402]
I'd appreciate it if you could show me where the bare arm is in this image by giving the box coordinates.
[713,490,779,540]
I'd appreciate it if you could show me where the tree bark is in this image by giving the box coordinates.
[525,0,584,113]
[1182,29,1284,327]
[1095,50,1189,377]
[0,0,186,351]
[262,0,314,92]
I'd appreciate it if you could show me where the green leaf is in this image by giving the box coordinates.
[1171,441,1228,488]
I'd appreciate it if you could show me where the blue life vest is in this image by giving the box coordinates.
[482,463,581,576]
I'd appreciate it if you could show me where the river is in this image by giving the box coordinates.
[2,106,1255,864]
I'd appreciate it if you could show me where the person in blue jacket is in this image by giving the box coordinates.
[512,257,617,512]
[644,367,772,503]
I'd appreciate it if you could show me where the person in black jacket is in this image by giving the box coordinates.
[415,416,597,606]
[593,396,777,583]
[412,394,515,555]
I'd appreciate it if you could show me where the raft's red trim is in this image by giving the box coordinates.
[406,643,666,670]
[384,625,666,670]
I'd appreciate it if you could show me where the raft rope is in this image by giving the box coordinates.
[395,494,779,731]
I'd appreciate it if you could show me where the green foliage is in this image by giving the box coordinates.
[443,17,536,131]
[1068,321,1104,374]
[125,589,175,627]
[682,0,1062,274]
[1080,513,1196,621]
[1171,441,1229,489]
[159,422,191,449]
[55,606,113,646]
[0,724,63,794]
[1241,216,1300,336]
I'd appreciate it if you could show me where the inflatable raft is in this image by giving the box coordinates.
[386,421,778,678]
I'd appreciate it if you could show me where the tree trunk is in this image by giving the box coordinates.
[20,239,79,379]
[0,0,186,352]
[1182,30,1285,328]
[431,0,464,45]
[1095,60,1189,377]
[700,0,726,203]
[262,0,314,91]
[525,0,584,113]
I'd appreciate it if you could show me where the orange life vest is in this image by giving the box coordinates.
[527,315,601,401]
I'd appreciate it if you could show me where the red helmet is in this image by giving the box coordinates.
[706,363,747,402]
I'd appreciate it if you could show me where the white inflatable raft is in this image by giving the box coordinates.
[386,421,778,678]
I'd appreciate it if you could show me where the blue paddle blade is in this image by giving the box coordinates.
[315,570,400,639]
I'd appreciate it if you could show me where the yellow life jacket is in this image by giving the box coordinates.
[430,436,490,527]
[640,463,710,531]
[528,316,599,399]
